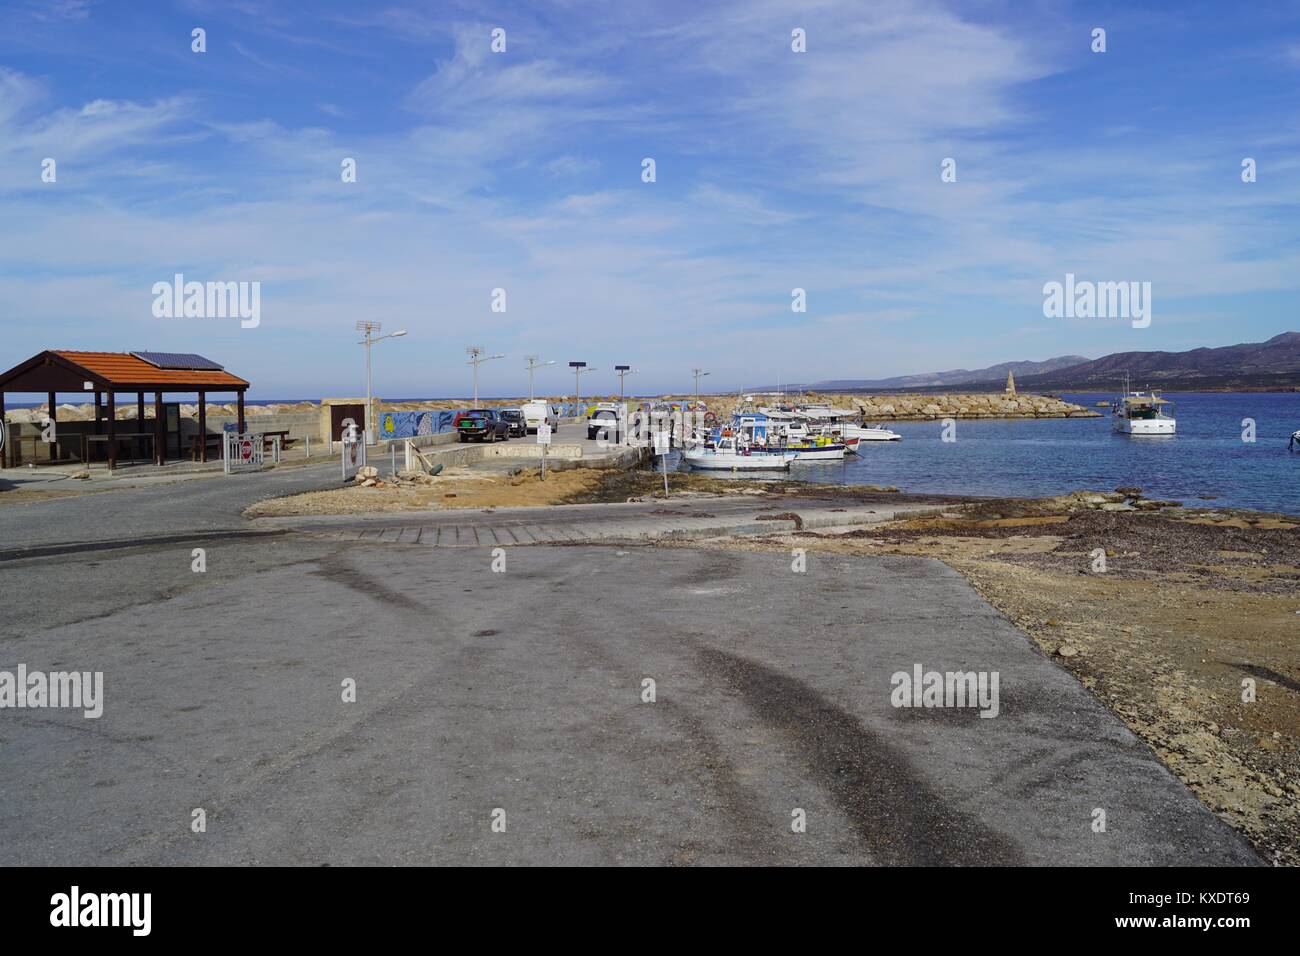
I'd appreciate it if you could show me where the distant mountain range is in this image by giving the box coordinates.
[1015,332,1300,391]
[781,355,1089,392]
[752,333,1300,394]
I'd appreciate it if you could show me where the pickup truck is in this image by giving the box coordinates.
[498,408,527,438]
[454,409,510,443]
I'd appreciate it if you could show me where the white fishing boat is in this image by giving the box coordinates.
[682,435,797,470]
[731,413,846,461]
[1113,380,1175,436]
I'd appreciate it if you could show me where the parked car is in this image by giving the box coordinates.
[455,408,510,442]
[499,408,527,438]
[587,403,625,443]
[521,400,560,435]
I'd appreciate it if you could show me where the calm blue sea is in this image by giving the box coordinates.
[678,392,1300,515]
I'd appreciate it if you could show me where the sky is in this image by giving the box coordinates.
[1,0,1299,399]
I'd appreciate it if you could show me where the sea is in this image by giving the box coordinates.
[671,392,1300,516]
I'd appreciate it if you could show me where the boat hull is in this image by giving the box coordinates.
[787,444,847,461]
[840,424,902,441]
[1113,418,1176,435]
[683,449,796,470]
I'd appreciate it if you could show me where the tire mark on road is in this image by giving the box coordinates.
[695,645,1027,865]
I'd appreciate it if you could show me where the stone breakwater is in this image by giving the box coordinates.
[847,392,1099,420]
[696,392,1100,421]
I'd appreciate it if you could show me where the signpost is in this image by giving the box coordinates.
[537,421,551,481]
[653,430,670,496]
[340,418,366,481]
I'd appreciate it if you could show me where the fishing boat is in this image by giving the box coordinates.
[682,435,797,470]
[731,413,847,461]
[1113,388,1176,435]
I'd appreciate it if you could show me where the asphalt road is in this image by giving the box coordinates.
[0,422,607,553]
[0,525,1261,865]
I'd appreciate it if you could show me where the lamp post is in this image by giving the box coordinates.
[525,356,556,402]
[467,346,504,405]
[692,367,710,403]
[614,365,637,400]
[356,321,407,443]
[569,361,597,407]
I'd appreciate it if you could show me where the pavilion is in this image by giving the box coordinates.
[0,350,249,470]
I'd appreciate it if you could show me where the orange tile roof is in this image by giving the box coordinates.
[54,351,249,388]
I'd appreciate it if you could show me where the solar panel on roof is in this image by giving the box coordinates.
[129,351,225,371]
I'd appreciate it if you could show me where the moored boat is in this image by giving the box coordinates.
[1113,389,1175,436]
[682,435,797,470]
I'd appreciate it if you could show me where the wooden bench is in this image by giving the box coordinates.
[260,430,296,451]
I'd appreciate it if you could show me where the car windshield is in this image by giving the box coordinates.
[593,411,617,420]
[466,409,492,416]
[501,411,521,420]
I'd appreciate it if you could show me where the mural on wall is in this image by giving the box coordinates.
[371,403,592,439]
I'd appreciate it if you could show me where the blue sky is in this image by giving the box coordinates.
[1,0,1299,398]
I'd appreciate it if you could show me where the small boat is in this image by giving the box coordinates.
[780,442,842,463]
[839,423,902,442]
[1113,390,1175,435]
[1289,430,1300,451]
[682,435,796,471]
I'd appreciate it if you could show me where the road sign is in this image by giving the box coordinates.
[341,426,366,481]
[223,432,265,474]
[537,423,552,445]
[652,431,669,455]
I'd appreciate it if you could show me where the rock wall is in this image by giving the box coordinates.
[846,392,1099,420]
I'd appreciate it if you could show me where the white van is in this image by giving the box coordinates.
[521,401,559,435]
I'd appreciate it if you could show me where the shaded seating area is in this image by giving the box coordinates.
[0,350,249,470]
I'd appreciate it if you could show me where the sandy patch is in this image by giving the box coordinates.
[244,466,604,517]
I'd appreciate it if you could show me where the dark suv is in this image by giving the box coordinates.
[499,408,527,438]
[455,408,510,443]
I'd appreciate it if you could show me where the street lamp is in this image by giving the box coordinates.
[356,321,407,443]
[569,361,598,407]
[467,346,504,405]
[692,367,710,403]
[614,365,637,400]
[525,356,556,402]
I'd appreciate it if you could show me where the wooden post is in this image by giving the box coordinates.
[0,390,6,468]
[136,392,146,462]
[106,392,117,471]
[198,389,207,463]
[47,391,56,462]
[93,391,103,434]
[154,392,164,466]
[237,390,245,434]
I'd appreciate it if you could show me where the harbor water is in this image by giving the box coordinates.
[674,392,1300,515]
